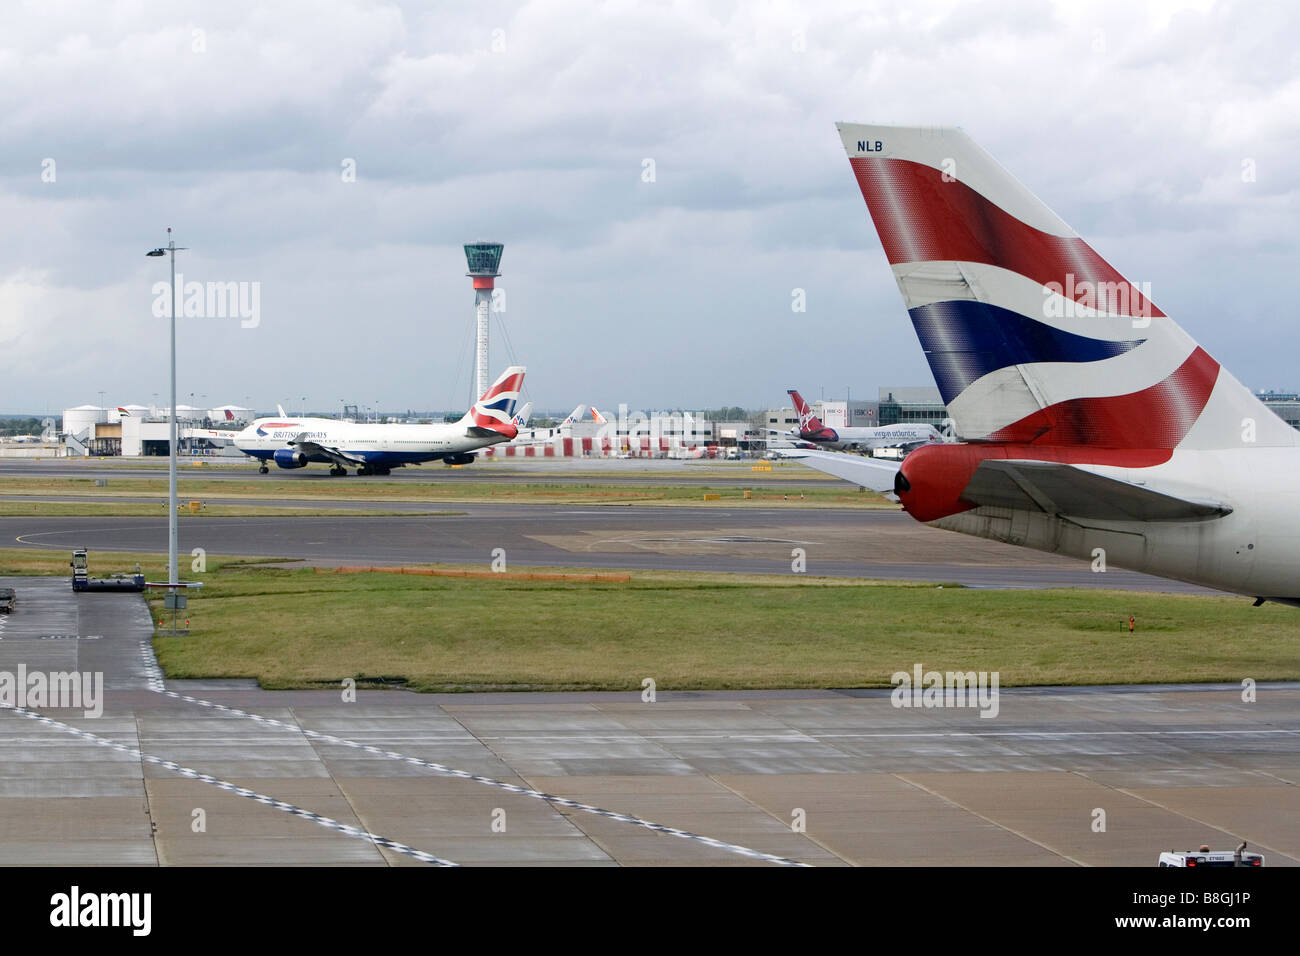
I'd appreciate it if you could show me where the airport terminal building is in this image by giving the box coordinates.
[38,389,1300,461]
[58,404,250,457]
[765,387,949,439]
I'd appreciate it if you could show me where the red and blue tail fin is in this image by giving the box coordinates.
[837,123,1295,451]
[461,366,525,436]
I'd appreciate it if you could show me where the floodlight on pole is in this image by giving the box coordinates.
[145,227,187,595]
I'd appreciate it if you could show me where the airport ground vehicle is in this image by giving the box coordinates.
[0,588,14,613]
[1158,843,1264,867]
[70,549,146,593]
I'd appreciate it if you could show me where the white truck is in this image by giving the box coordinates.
[1158,843,1264,867]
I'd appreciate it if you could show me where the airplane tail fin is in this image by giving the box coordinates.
[512,402,533,427]
[563,405,588,425]
[837,123,1297,451]
[787,390,825,434]
[591,407,608,424]
[460,366,526,437]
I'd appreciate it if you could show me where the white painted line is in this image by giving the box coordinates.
[151,675,810,867]
[0,701,458,866]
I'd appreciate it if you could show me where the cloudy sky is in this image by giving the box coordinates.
[1,0,1296,415]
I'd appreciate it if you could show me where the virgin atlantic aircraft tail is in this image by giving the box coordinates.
[787,390,834,441]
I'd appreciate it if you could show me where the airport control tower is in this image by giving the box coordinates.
[464,241,504,402]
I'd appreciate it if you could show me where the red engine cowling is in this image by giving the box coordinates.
[897,442,1175,522]
[895,444,986,522]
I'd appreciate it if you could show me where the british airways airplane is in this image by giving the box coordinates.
[783,123,1300,607]
[234,366,525,475]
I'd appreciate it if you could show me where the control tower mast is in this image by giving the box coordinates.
[463,242,504,402]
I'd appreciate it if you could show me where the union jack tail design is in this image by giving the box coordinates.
[837,124,1297,455]
[462,366,525,436]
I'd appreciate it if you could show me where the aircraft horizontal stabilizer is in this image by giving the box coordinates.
[961,460,1232,522]
[466,426,506,439]
[773,448,901,494]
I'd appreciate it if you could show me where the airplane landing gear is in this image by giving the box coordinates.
[372,465,391,476]
[258,464,269,474]
[356,465,371,476]
[329,465,347,477]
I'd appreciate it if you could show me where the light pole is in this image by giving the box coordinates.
[146,229,186,590]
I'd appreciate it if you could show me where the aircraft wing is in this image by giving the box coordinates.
[961,460,1233,522]
[288,435,367,467]
[773,448,901,494]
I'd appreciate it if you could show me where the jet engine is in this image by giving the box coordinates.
[273,448,308,469]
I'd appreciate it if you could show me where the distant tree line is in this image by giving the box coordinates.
[0,417,46,436]
[700,407,750,421]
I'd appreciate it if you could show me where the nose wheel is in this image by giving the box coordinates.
[258,464,269,474]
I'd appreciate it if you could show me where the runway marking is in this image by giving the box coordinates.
[140,639,166,692]
[0,700,458,867]
[581,533,819,554]
[148,675,810,867]
[897,773,1089,866]
[15,525,169,549]
[448,729,1300,742]
[814,729,1300,739]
